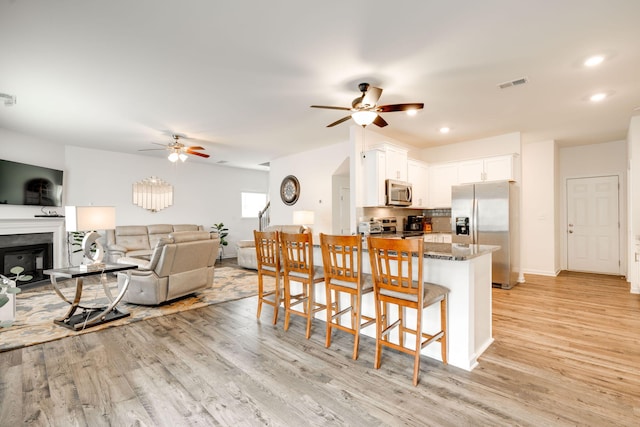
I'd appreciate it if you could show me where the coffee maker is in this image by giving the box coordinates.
[405,215,425,232]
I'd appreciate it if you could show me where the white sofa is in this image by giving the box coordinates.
[236,225,309,270]
[104,224,205,263]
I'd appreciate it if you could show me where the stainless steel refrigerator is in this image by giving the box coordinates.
[451,180,519,289]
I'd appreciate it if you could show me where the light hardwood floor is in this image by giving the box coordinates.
[1,269,639,426]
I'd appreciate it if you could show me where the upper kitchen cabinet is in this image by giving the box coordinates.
[363,144,409,206]
[380,144,408,181]
[458,154,516,184]
[408,159,429,208]
[428,162,458,207]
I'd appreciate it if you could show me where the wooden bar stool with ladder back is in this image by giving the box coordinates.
[280,231,326,339]
[367,235,449,386]
[320,233,375,360]
[254,230,283,324]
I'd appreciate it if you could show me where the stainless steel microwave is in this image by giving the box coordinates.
[385,179,412,206]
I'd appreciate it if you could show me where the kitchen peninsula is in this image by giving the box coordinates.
[313,241,498,371]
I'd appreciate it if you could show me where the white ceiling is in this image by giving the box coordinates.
[1,1,640,170]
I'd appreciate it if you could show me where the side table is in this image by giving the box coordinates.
[44,264,137,330]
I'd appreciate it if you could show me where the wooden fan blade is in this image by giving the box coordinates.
[186,146,205,150]
[373,115,388,127]
[377,103,424,113]
[311,105,352,111]
[327,115,353,127]
[186,150,210,158]
[361,86,383,107]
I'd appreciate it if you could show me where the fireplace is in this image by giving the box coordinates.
[0,233,53,286]
[0,218,65,288]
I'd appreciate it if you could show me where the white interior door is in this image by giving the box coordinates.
[567,176,620,274]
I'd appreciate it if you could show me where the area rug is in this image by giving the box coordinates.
[0,266,267,352]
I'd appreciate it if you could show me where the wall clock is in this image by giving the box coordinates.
[280,175,300,206]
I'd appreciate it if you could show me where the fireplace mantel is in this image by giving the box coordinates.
[0,218,66,268]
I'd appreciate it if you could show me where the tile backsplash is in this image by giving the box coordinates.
[430,216,452,233]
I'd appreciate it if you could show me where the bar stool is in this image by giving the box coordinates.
[254,230,282,324]
[367,236,449,386]
[320,233,375,360]
[280,231,326,339]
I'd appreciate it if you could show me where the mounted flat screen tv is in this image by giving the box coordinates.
[0,159,64,207]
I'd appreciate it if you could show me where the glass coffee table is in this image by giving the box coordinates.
[44,263,137,330]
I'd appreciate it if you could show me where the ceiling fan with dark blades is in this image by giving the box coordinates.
[139,134,210,162]
[311,82,424,128]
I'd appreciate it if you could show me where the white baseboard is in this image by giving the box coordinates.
[520,268,560,277]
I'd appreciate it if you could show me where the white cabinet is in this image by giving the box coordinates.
[363,144,409,206]
[428,162,458,207]
[363,149,387,206]
[457,159,485,184]
[424,233,452,243]
[384,145,408,181]
[408,159,429,208]
[458,154,515,184]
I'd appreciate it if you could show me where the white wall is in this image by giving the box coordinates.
[558,140,627,273]
[521,140,558,276]
[269,140,350,240]
[420,132,522,164]
[0,131,269,259]
[626,116,640,292]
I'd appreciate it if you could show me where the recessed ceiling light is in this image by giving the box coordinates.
[584,55,604,67]
[406,109,418,116]
[590,93,607,102]
[440,127,450,134]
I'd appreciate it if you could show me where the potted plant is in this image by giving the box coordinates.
[212,222,229,261]
[0,266,28,327]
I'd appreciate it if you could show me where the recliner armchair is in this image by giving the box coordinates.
[116,230,220,305]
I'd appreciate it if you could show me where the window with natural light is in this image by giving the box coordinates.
[241,192,267,218]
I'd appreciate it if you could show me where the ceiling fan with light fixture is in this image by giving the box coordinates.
[311,83,424,128]
[139,134,210,162]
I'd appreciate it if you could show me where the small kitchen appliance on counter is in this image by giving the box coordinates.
[405,215,425,232]
[358,219,382,235]
[374,217,398,234]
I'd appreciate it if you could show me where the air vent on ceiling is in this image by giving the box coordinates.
[497,77,529,90]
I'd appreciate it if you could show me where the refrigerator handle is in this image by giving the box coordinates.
[473,197,478,244]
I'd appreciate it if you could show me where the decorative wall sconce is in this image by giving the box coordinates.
[132,176,173,212]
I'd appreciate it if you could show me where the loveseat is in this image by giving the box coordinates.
[104,224,205,263]
[236,225,309,270]
[116,230,220,305]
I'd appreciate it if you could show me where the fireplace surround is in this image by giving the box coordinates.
[0,218,65,287]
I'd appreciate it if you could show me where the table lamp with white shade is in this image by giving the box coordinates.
[65,206,116,269]
[293,210,314,232]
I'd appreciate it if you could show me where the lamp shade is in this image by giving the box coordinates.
[65,206,116,232]
[352,111,378,126]
[292,210,314,225]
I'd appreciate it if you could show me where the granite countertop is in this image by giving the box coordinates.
[422,243,500,261]
[322,239,499,262]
